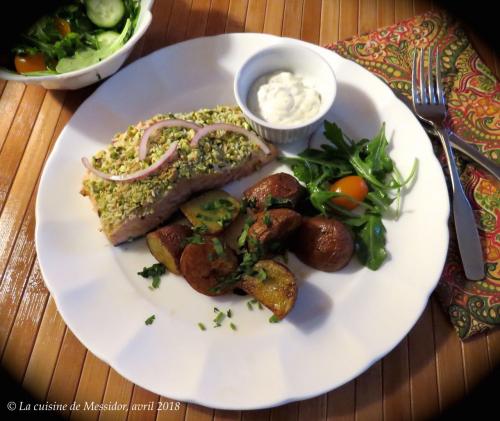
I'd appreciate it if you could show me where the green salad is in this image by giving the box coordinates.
[10,0,140,75]
[281,121,418,270]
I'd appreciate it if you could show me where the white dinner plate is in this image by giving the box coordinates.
[35,33,449,410]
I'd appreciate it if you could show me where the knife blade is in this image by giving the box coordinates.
[395,91,500,181]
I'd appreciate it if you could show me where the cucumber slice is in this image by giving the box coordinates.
[56,19,131,73]
[86,0,126,28]
[96,31,121,48]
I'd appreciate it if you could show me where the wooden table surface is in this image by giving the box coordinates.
[1,0,499,420]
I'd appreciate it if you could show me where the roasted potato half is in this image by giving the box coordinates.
[292,216,354,272]
[243,172,304,211]
[180,237,238,296]
[146,224,192,275]
[248,208,302,251]
[180,190,240,234]
[241,260,298,320]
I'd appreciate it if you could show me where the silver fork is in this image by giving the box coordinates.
[412,47,485,281]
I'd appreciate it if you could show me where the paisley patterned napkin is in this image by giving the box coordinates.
[325,10,500,339]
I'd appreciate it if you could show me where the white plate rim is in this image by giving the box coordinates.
[35,32,450,410]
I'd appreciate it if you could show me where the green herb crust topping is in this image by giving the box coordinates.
[82,106,260,232]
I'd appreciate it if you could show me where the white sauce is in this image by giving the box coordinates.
[247,71,321,125]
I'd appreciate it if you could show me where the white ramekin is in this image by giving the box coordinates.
[0,0,154,90]
[234,42,337,144]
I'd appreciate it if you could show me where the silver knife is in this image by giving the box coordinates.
[395,91,500,180]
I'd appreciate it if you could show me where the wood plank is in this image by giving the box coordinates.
[46,329,88,418]
[226,0,249,32]
[0,85,46,213]
[1,260,48,382]
[377,0,395,27]
[270,402,298,421]
[354,362,383,421]
[70,352,110,421]
[262,0,285,36]
[461,333,491,394]
[382,339,411,421]
[213,409,242,421]
[0,82,25,152]
[165,0,195,45]
[338,0,358,39]
[244,0,267,32]
[22,297,66,401]
[155,397,187,421]
[431,297,466,412]
[282,0,303,39]
[140,0,175,55]
[413,0,432,15]
[395,0,413,21]
[241,409,270,421]
[486,327,500,368]
[206,0,231,36]
[0,90,65,353]
[359,0,377,35]
[301,0,322,43]
[127,386,159,421]
[184,403,214,421]
[319,0,340,45]
[326,381,355,421]
[408,302,439,420]
[297,396,327,421]
[98,369,134,421]
[186,0,212,39]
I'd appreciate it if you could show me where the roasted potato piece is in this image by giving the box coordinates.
[180,190,240,234]
[243,172,304,211]
[180,237,238,296]
[248,208,302,251]
[241,260,298,320]
[147,224,192,275]
[292,216,354,272]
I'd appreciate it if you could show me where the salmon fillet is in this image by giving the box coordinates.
[81,106,277,245]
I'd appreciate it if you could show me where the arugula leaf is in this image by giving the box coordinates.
[354,214,387,270]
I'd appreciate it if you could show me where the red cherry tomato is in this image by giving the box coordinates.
[329,175,369,210]
[14,53,47,73]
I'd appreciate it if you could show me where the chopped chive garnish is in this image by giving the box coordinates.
[212,238,224,256]
[230,322,237,331]
[213,311,225,327]
[198,322,206,331]
[255,268,267,282]
[269,315,280,323]
[247,301,254,311]
[214,307,220,313]
[145,315,155,325]
[258,302,263,310]
[227,309,232,318]
[263,212,272,227]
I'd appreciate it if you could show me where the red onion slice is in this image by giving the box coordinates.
[139,119,201,160]
[82,141,179,182]
[189,123,271,155]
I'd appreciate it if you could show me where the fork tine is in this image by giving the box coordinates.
[436,47,445,104]
[412,49,420,104]
[428,47,436,104]
[419,48,428,104]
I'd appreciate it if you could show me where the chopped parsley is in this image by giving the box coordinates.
[269,315,280,323]
[263,212,272,227]
[145,315,156,325]
[227,309,232,318]
[230,322,237,331]
[198,322,206,331]
[138,263,166,290]
[264,195,293,209]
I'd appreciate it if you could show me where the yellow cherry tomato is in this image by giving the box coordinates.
[330,175,369,210]
[55,18,71,37]
[14,53,47,73]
